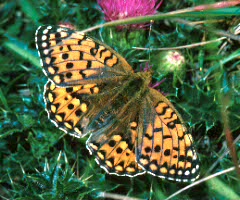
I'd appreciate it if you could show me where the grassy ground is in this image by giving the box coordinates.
[0,0,240,199]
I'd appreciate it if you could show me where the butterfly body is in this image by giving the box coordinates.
[36,25,200,182]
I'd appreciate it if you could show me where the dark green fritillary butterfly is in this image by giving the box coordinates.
[35,25,200,182]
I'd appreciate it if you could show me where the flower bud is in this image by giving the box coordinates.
[153,50,186,86]
[154,50,185,74]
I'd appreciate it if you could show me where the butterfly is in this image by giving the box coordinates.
[35,25,200,182]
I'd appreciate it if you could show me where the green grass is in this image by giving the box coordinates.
[0,0,240,199]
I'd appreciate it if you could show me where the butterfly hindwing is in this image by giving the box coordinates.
[87,123,144,177]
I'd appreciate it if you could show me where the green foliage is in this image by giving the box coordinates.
[207,177,240,200]
[0,0,239,199]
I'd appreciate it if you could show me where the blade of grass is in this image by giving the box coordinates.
[0,87,9,110]
[81,6,240,36]
[133,37,226,50]
[2,36,40,68]
[18,0,42,23]
[206,177,240,199]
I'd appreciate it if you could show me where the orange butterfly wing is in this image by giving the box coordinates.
[35,25,133,87]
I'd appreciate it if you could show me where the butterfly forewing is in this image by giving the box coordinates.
[35,25,133,87]
[36,25,200,182]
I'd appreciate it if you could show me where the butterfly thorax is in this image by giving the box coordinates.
[119,71,152,104]
[134,71,152,85]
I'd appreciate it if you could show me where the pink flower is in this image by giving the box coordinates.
[97,0,162,30]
